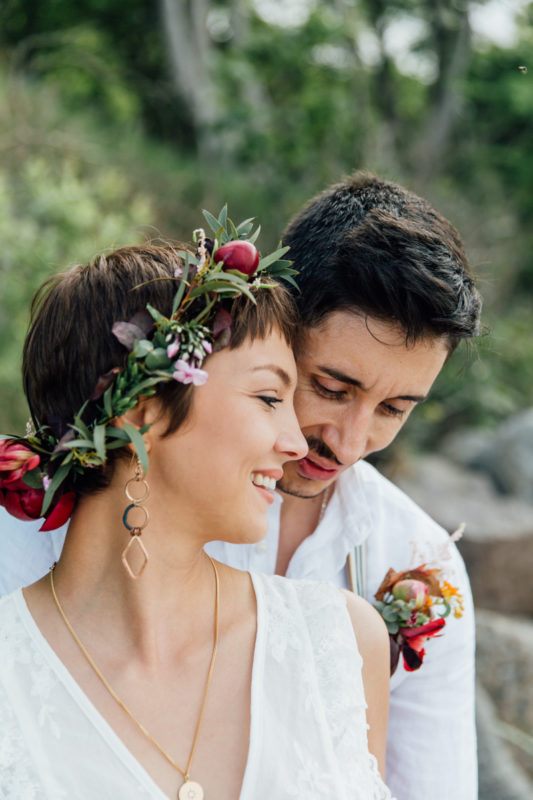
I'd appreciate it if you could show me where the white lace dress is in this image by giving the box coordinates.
[0,573,393,799]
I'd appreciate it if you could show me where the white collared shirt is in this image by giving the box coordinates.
[0,460,476,800]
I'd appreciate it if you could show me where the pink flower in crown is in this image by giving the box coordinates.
[167,337,181,359]
[173,359,208,386]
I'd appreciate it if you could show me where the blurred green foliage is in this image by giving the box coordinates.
[0,0,532,450]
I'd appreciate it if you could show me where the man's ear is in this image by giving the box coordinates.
[115,397,160,455]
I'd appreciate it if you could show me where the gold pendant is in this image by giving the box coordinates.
[178,780,204,800]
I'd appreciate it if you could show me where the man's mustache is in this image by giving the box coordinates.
[304,435,343,467]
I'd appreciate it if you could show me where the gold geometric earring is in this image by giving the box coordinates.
[121,456,150,579]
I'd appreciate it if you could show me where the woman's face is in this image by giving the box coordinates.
[148,329,307,545]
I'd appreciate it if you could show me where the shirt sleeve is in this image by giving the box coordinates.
[384,546,477,800]
[0,508,66,596]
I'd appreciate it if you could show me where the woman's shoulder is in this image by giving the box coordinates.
[254,573,364,666]
[340,589,390,663]
[254,572,347,617]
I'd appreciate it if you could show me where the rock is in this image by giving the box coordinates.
[440,427,491,467]
[469,409,533,502]
[440,409,533,503]
[390,455,533,613]
[476,610,533,746]
[477,683,533,800]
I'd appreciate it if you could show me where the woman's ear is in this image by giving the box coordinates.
[115,397,161,455]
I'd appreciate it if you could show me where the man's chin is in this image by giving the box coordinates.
[277,475,329,500]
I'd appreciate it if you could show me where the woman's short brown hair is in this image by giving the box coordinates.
[23,244,298,493]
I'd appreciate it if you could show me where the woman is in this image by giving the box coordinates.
[0,213,391,799]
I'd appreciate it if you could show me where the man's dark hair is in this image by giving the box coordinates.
[283,171,482,351]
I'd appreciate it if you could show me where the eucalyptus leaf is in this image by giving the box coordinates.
[382,606,400,623]
[122,423,149,474]
[257,246,290,271]
[202,209,222,235]
[93,424,106,462]
[146,303,164,323]
[133,339,154,359]
[103,386,113,418]
[107,440,128,450]
[41,463,70,516]
[23,470,44,489]
[218,204,228,228]
[145,348,171,370]
[63,438,96,449]
[280,273,299,290]
[106,427,131,441]
[228,218,239,240]
[236,217,255,232]
[172,275,188,315]
[72,416,91,440]
[248,225,261,245]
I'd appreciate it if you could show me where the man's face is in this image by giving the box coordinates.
[277,311,450,498]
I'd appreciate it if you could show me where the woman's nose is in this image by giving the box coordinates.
[276,413,308,462]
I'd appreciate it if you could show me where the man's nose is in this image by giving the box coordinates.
[326,405,373,466]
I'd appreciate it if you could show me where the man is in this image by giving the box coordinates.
[207,172,481,800]
[0,172,481,799]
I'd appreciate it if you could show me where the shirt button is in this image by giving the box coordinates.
[255,540,268,554]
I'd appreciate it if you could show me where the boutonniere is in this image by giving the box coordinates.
[373,564,464,675]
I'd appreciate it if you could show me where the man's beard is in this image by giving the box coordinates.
[277,435,342,499]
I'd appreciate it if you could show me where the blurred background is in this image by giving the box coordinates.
[1,1,532,795]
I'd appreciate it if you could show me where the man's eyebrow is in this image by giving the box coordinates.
[250,364,292,387]
[317,366,427,403]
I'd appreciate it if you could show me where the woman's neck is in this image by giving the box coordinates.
[35,484,219,666]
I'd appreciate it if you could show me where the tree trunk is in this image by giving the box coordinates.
[159,0,218,153]
[414,2,472,184]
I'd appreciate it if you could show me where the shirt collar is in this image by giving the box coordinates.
[283,462,374,580]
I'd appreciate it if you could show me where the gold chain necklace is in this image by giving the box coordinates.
[318,485,333,525]
[49,556,220,800]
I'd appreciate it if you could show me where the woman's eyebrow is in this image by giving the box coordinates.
[249,364,292,387]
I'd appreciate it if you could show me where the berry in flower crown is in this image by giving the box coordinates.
[0,206,297,531]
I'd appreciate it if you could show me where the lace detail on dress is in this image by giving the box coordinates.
[0,595,59,799]
[0,593,156,799]
[295,581,395,800]
[0,682,44,800]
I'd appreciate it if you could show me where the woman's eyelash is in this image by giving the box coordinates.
[259,396,283,408]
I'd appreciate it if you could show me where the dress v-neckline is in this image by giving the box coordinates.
[14,571,266,800]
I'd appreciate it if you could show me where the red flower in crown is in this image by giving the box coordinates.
[0,438,75,530]
[0,439,40,486]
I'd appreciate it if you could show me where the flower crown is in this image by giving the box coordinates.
[0,207,296,531]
